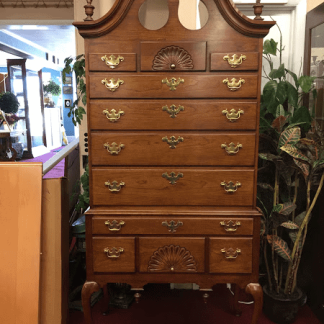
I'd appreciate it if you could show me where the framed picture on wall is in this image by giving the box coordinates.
[63,86,73,94]
[64,76,72,85]
[64,99,72,108]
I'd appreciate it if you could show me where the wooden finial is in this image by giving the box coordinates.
[203,293,209,304]
[253,0,264,20]
[134,292,141,303]
[84,0,95,21]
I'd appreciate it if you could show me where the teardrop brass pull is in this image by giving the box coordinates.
[221,142,242,155]
[162,136,184,149]
[104,142,125,155]
[162,77,184,91]
[104,247,124,258]
[105,180,125,192]
[103,109,124,122]
[223,78,245,91]
[223,54,246,68]
[101,54,124,69]
[220,181,241,193]
[162,104,184,118]
[222,108,244,122]
[220,220,241,232]
[162,220,183,233]
[162,172,183,185]
[105,220,125,231]
[102,78,124,92]
[221,248,241,259]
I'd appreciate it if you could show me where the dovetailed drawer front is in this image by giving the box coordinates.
[92,217,254,235]
[91,132,256,166]
[89,53,136,71]
[89,74,258,99]
[92,237,135,272]
[89,100,257,131]
[209,237,252,273]
[211,53,259,71]
[139,237,205,273]
[92,168,255,206]
[140,41,206,71]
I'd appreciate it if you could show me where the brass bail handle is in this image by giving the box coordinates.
[220,181,241,193]
[221,248,241,259]
[223,54,246,68]
[104,142,125,155]
[103,109,124,122]
[221,142,242,155]
[101,54,124,69]
[162,172,183,185]
[223,78,245,91]
[222,109,244,122]
[162,220,184,233]
[102,78,124,92]
[104,247,124,258]
[220,220,241,232]
[105,220,125,231]
[105,180,125,192]
[162,77,184,91]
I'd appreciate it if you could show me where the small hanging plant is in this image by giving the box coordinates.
[43,79,61,96]
[0,92,20,114]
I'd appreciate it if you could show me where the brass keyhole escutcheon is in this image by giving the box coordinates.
[101,54,124,69]
[105,220,125,231]
[220,220,241,232]
[104,247,124,258]
[103,109,124,122]
[162,172,183,185]
[220,181,241,193]
[221,248,241,259]
[223,78,245,91]
[222,109,244,122]
[162,77,184,91]
[105,180,125,192]
[221,142,242,155]
[162,104,184,118]
[102,78,124,92]
[162,136,184,149]
[223,54,246,68]
[104,142,125,155]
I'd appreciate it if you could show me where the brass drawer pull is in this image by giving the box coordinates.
[221,142,242,155]
[220,220,241,232]
[162,136,184,149]
[103,109,124,122]
[102,78,124,92]
[220,181,241,193]
[105,180,125,192]
[222,108,244,122]
[162,104,184,118]
[162,220,183,233]
[162,77,184,91]
[104,142,125,155]
[223,54,246,68]
[104,247,124,258]
[162,172,183,185]
[221,248,241,259]
[223,78,245,91]
[101,54,124,69]
[105,220,125,231]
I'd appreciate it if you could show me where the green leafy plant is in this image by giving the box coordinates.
[74,164,89,213]
[62,54,86,126]
[43,79,61,96]
[0,91,20,114]
[258,34,324,297]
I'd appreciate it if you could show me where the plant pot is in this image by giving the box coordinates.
[263,286,305,324]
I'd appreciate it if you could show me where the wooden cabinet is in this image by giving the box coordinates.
[74,1,275,323]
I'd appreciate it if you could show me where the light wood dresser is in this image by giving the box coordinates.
[74,1,275,323]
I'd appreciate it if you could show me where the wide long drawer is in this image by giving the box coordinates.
[92,168,255,206]
[92,216,254,235]
[91,132,256,166]
[89,100,258,131]
[89,74,258,98]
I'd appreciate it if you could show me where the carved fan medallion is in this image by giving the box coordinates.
[148,245,197,272]
[152,46,194,71]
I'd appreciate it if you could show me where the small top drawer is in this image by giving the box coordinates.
[89,53,137,72]
[211,52,259,71]
[141,42,206,72]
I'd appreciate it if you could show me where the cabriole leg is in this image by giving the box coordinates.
[82,281,100,324]
[245,283,263,324]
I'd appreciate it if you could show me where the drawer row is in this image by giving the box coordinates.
[89,74,258,99]
[92,216,253,235]
[91,168,255,206]
[90,132,256,166]
[92,237,253,274]
[89,100,258,131]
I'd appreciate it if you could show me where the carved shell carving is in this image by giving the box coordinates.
[148,245,198,272]
[152,46,194,71]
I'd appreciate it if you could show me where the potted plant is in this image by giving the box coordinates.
[258,35,324,323]
[43,79,61,107]
[0,91,21,130]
